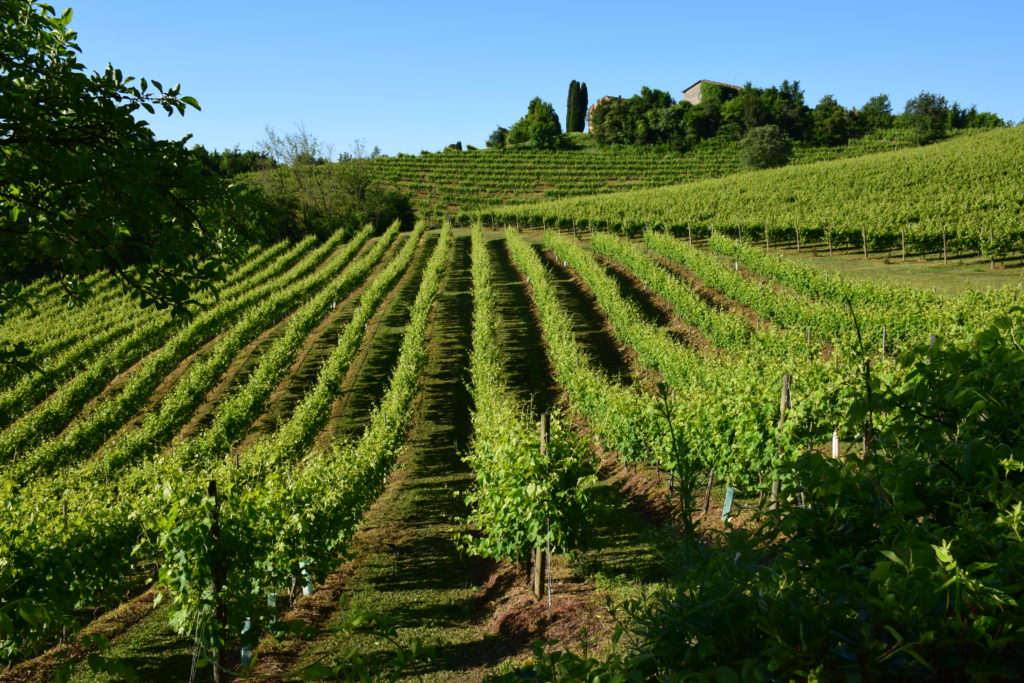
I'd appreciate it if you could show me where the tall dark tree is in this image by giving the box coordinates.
[566,80,578,133]
[577,82,589,132]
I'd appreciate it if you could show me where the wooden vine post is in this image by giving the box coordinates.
[532,413,550,601]
[702,470,715,514]
[209,479,227,683]
[771,375,792,509]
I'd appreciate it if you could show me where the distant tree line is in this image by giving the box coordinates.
[588,81,1008,154]
[191,144,278,177]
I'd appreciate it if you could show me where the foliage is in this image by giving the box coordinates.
[859,93,894,132]
[565,79,588,134]
[486,125,508,149]
[949,102,1007,130]
[242,151,413,238]
[191,144,277,177]
[0,0,257,317]
[738,124,792,168]
[901,91,950,144]
[507,97,566,150]
[812,94,851,146]
[462,224,598,561]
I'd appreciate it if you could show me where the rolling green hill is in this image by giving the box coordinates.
[370,131,914,216]
[481,126,1024,263]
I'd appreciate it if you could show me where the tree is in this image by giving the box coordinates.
[507,97,564,149]
[566,80,580,133]
[259,123,332,166]
[0,0,257,348]
[812,94,851,146]
[486,126,508,149]
[901,92,949,144]
[738,124,792,169]
[858,94,893,133]
[577,82,588,132]
[566,80,588,133]
[245,133,413,238]
[589,88,673,146]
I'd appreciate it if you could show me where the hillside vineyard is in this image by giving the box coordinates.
[2,129,1024,681]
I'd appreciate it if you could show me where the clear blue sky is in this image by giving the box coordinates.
[68,0,1023,157]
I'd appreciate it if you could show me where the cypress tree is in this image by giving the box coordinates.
[566,80,580,133]
[577,82,589,132]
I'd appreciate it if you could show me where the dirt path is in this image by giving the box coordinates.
[253,232,489,679]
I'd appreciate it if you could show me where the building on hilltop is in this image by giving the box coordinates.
[682,79,741,105]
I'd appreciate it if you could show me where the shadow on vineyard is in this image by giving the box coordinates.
[277,232,515,679]
[534,247,634,384]
[485,234,558,415]
[251,237,406,439]
[332,236,434,440]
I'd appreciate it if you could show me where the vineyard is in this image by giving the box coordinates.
[2,124,1024,680]
[2,206,1024,679]
[361,132,912,216]
[481,126,1024,263]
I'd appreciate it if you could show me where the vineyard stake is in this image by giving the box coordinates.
[942,225,948,265]
[832,428,840,459]
[546,518,552,610]
[901,228,907,261]
[721,486,735,522]
[532,413,550,601]
[240,617,253,667]
[702,470,714,514]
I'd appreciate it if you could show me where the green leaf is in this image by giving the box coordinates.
[880,549,905,568]
[181,95,201,110]
[17,602,46,626]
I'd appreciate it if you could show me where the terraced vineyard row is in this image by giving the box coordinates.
[239,134,907,221]
[3,223,1022,680]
